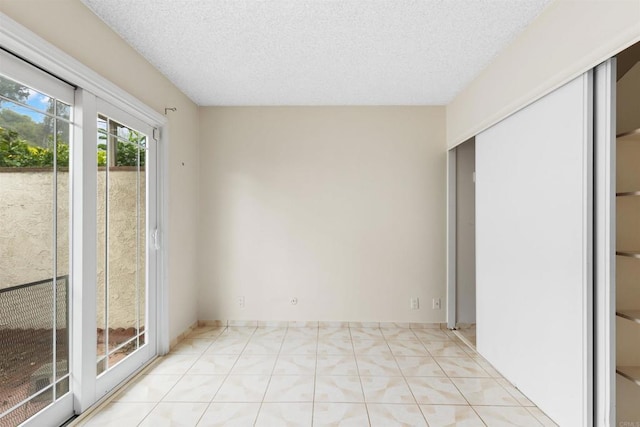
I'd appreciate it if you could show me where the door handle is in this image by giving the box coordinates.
[152,228,160,250]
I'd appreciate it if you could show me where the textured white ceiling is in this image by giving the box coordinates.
[81,0,552,106]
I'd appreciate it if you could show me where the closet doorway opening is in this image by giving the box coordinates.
[447,137,476,347]
[614,40,640,425]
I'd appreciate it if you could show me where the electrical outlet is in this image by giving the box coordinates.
[237,296,245,308]
[432,298,441,310]
[290,297,298,305]
[410,297,419,310]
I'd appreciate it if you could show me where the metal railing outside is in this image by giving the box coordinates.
[0,276,69,426]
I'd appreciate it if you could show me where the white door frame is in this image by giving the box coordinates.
[446,148,457,330]
[593,57,616,427]
[72,88,99,413]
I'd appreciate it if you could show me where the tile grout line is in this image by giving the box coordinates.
[525,407,554,426]
[349,327,373,426]
[254,325,289,426]
[426,367,489,427]
[135,401,160,426]
[385,327,495,426]
[445,330,537,421]
[160,344,205,424]
[200,326,256,424]
[134,331,215,426]
[136,325,225,426]
[432,332,490,427]
[310,326,320,427]
[382,327,431,426]
[191,325,236,426]
[311,338,318,427]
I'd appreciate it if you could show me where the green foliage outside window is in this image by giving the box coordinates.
[97,139,145,167]
[1,126,144,168]
[0,127,68,168]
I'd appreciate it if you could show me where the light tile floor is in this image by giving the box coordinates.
[80,325,558,426]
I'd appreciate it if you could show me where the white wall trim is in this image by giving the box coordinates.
[197,320,448,329]
[157,124,170,356]
[71,89,98,413]
[0,12,166,128]
[582,69,595,427]
[593,58,616,427]
[446,149,457,329]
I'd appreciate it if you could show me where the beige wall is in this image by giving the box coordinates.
[0,0,200,341]
[447,0,640,148]
[198,107,447,323]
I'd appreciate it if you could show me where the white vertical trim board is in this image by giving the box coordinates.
[593,58,616,427]
[156,124,170,356]
[446,149,457,330]
[475,72,594,427]
[71,89,99,413]
[582,71,595,427]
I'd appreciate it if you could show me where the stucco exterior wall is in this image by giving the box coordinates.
[0,169,145,329]
[0,170,69,287]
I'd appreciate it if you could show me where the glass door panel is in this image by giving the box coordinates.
[96,110,152,378]
[0,72,72,425]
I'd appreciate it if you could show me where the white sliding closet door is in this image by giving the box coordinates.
[476,73,592,427]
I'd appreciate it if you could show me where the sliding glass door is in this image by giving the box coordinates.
[0,51,159,425]
[0,50,74,426]
[94,100,157,397]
